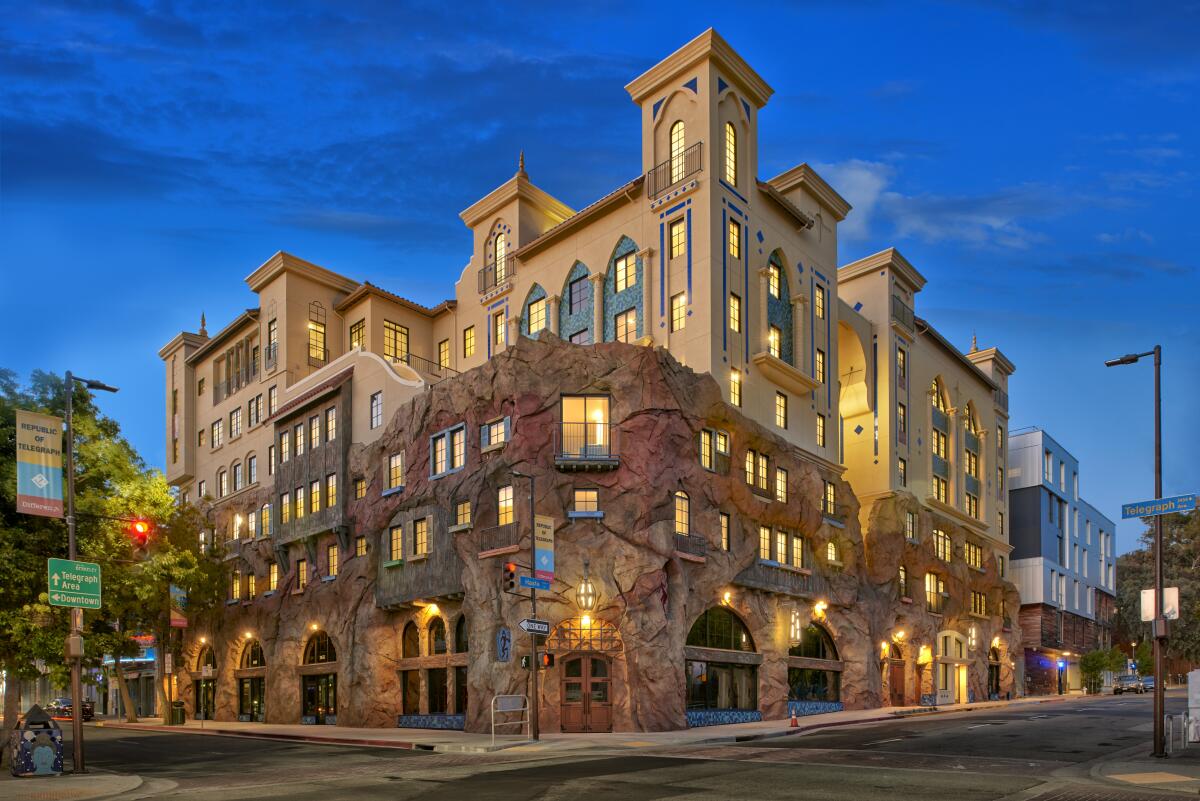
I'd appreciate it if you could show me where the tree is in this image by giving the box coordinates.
[1114,511,1200,665]
[1079,647,1127,693]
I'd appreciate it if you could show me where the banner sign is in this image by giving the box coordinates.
[533,515,555,581]
[169,585,188,628]
[16,410,64,518]
[1140,587,1180,622]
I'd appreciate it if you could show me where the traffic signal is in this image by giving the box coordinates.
[127,519,153,550]
[539,653,554,669]
[504,562,518,593]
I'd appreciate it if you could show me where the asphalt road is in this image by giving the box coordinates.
[65,693,1187,801]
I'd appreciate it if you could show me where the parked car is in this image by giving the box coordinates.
[1141,675,1156,691]
[1113,675,1144,695]
[45,697,95,721]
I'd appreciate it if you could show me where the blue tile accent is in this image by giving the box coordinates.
[727,201,744,218]
[744,223,749,362]
[568,510,605,519]
[756,230,764,243]
[603,236,643,342]
[766,251,794,365]
[652,97,664,119]
[720,179,748,204]
[814,269,828,283]
[686,209,693,298]
[663,200,688,218]
[742,98,751,119]
[853,302,863,312]
[854,425,864,435]
[721,208,728,353]
[559,262,592,343]
[683,77,698,93]
[397,714,465,730]
[519,283,547,337]
[920,693,937,706]
[787,700,844,718]
[686,709,763,728]
[717,76,728,93]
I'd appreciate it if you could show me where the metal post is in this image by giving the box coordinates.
[64,370,86,774]
[1152,345,1166,759]
[526,474,539,741]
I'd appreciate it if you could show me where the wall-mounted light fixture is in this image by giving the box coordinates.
[577,560,598,613]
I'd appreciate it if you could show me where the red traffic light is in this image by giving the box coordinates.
[127,519,152,547]
[503,562,518,592]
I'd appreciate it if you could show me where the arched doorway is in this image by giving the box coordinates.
[881,641,905,707]
[685,607,758,718]
[301,631,337,725]
[988,647,1002,699]
[548,617,621,733]
[194,645,216,720]
[237,640,265,722]
[936,630,968,705]
[788,623,842,704]
[400,621,420,715]
[427,618,448,715]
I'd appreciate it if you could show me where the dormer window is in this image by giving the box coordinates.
[724,122,737,185]
[669,121,686,184]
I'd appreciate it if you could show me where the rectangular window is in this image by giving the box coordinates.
[309,415,320,450]
[768,262,780,298]
[388,453,404,489]
[905,511,917,541]
[815,349,826,383]
[433,434,447,475]
[729,293,741,333]
[384,320,409,361]
[720,513,730,551]
[261,504,271,537]
[354,477,366,499]
[198,428,206,448]
[463,326,476,358]
[218,470,227,498]
[355,536,366,557]
[899,565,909,598]
[350,319,365,350]
[568,329,592,345]
[775,392,787,429]
[389,525,403,560]
[727,219,740,259]
[327,544,339,578]
[669,218,686,258]
[965,541,983,569]
[455,501,471,527]
[730,368,741,407]
[614,253,636,292]
[966,493,979,519]
[775,467,788,503]
[294,423,305,456]
[326,474,337,508]
[934,475,948,503]
[971,591,987,616]
[451,427,465,469]
[823,481,836,516]
[932,429,947,459]
[768,325,781,358]
[897,403,907,441]
[528,298,547,334]
[484,418,508,447]
[569,277,588,315]
[745,450,755,486]
[791,534,804,568]
[1044,450,1052,481]
[248,455,257,485]
[998,510,1005,537]
[230,407,242,439]
[308,321,326,364]
[614,308,637,343]
[248,394,261,427]
[716,431,729,455]
[413,518,429,556]
[309,480,319,513]
[369,391,383,430]
[699,429,714,470]
[267,445,274,476]
[926,572,945,613]
[756,452,769,491]
[498,485,514,526]
[670,292,686,332]
[897,348,907,382]
[673,492,689,535]
[493,310,506,348]
[268,385,278,415]
[815,285,826,320]
[296,559,308,590]
[269,563,278,591]
[198,377,206,396]
[776,530,787,563]
[934,529,952,562]
[816,414,826,448]
[759,525,771,561]
[212,420,223,448]
[280,492,291,523]
[326,407,337,441]
[247,572,256,598]
[898,457,907,486]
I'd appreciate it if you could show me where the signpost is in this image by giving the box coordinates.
[1141,588,1181,622]
[1122,494,1195,519]
[47,558,102,610]
[519,618,550,636]
[519,575,551,592]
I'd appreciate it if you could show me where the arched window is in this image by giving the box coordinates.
[826,540,841,563]
[402,621,419,658]
[673,491,690,536]
[724,121,737,185]
[687,606,754,652]
[240,640,265,668]
[494,233,508,283]
[303,631,336,664]
[454,616,469,653]
[882,641,903,661]
[429,617,447,655]
[930,377,947,412]
[669,121,686,184]
[790,623,838,660]
[197,645,216,671]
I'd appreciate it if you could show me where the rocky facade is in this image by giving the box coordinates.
[181,335,1020,732]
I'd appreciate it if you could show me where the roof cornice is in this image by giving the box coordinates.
[915,317,998,391]
[459,173,574,230]
[766,163,852,222]
[967,346,1016,376]
[335,281,456,317]
[625,28,773,108]
[513,176,644,259]
[157,331,208,360]
[185,310,259,365]
[756,181,815,229]
[838,247,927,292]
[244,251,359,295]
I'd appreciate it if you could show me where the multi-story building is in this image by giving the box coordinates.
[157,30,1020,732]
[1008,428,1117,694]
[838,249,1021,705]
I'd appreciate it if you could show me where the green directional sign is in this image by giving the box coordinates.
[47,558,102,610]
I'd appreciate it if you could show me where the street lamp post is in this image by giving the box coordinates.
[511,470,538,741]
[63,370,119,774]
[1104,346,1165,758]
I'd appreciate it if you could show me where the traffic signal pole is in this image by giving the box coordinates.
[63,371,86,774]
[526,474,539,742]
[1152,345,1166,759]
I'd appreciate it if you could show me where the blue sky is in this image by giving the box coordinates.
[2,1,1197,553]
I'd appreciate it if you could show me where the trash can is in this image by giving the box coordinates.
[170,701,186,725]
[9,704,63,777]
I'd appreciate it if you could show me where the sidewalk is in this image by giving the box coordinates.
[94,692,1085,754]
[1094,740,1200,795]
[0,771,142,801]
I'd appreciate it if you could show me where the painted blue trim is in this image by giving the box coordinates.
[823,516,846,529]
[717,76,728,93]
[381,485,404,498]
[321,575,336,583]
[721,209,728,353]
[826,290,832,408]
[663,200,687,218]
[721,180,748,204]
[568,510,605,519]
[430,423,468,480]
[686,209,693,298]
[744,222,749,363]
[872,341,879,457]
[814,269,828,283]
[659,223,666,319]
[727,200,744,218]
[683,77,698,93]
[741,98,751,119]
[652,97,664,119]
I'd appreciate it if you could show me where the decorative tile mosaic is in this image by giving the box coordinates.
[602,236,643,342]
[685,709,763,728]
[558,261,592,343]
[397,714,466,730]
[787,700,843,718]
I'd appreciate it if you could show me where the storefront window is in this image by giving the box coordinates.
[685,607,757,711]
[787,623,841,702]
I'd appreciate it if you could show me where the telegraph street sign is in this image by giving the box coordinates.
[1122,493,1196,519]
[47,558,102,610]
[519,618,550,636]
[519,575,551,591]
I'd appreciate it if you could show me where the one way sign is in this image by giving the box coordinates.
[519,618,550,636]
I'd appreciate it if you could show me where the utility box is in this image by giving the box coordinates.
[9,705,63,777]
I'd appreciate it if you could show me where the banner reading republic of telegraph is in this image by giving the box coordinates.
[16,410,64,518]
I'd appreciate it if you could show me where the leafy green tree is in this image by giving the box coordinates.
[1114,511,1199,665]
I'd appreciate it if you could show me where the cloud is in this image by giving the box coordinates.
[1037,252,1194,281]
[1097,228,1155,245]
[811,160,893,242]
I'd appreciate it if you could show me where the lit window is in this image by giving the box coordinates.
[768,325,781,359]
[389,526,403,560]
[451,428,465,469]
[212,420,223,448]
[775,392,787,428]
[498,485,514,526]
[484,418,508,447]
[897,349,907,382]
[493,310,507,348]
[261,504,271,537]
[294,423,304,456]
[793,535,806,568]
[569,329,592,345]
[926,572,945,613]
[268,385,277,415]
[827,540,840,563]
[972,591,987,616]
[614,253,635,292]
[816,414,826,448]
[716,431,729,455]
[280,491,290,523]
[354,478,365,499]
[776,530,786,563]
[768,261,781,298]
[388,453,404,489]
[720,513,730,550]
[669,218,686,258]
[775,467,788,503]
[745,450,755,486]
[966,493,979,519]
[898,403,907,441]
[438,339,450,369]
[327,544,338,578]
[309,415,320,450]
[309,480,319,514]
[759,526,771,560]
[816,349,826,383]
[574,488,599,513]
[615,308,637,343]
[756,452,769,491]
[267,445,274,476]
[350,319,365,350]
[932,379,948,412]
[413,518,429,556]
[673,491,689,535]
[527,298,547,334]
[355,536,366,557]
[669,120,686,183]
[898,457,907,486]
[218,470,227,498]
[932,429,947,459]
[670,292,686,332]
[463,326,476,358]
[494,233,508,282]
[384,320,409,361]
[815,285,826,320]
[230,407,242,439]
[308,320,326,364]
[724,121,737,185]
[455,501,472,527]
[934,475,948,503]
[326,407,336,442]
[899,565,908,597]
[232,463,242,491]
[326,474,337,508]
[934,529,952,562]
[730,368,741,406]
[559,396,609,457]
[247,572,255,598]
[965,541,983,569]
[823,481,836,516]
[433,434,447,475]
[296,558,308,590]
[729,293,741,333]
[369,392,382,429]
[269,563,278,591]
[727,219,740,259]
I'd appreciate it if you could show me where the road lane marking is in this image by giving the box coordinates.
[863,738,904,745]
[966,724,990,729]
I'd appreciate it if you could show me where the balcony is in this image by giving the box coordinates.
[646,141,703,199]
[995,388,1009,411]
[265,342,278,372]
[554,423,619,470]
[965,474,981,497]
[733,560,827,598]
[478,255,517,295]
[212,360,261,404]
[673,533,707,561]
[308,346,328,369]
[751,351,820,397]
[891,294,915,332]
[932,454,949,479]
[477,523,520,557]
[964,431,980,454]
[391,352,459,384]
[931,407,948,433]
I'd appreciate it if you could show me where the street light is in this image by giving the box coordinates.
[1105,345,1165,758]
[64,370,119,774]
[510,469,540,741]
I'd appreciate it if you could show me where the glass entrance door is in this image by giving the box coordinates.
[560,655,612,733]
[888,661,906,707]
[302,674,337,724]
[239,677,264,721]
[194,679,215,720]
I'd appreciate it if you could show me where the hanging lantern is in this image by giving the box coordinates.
[789,609,803,645]
[577,560,598,613]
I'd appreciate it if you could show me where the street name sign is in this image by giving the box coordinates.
[519,575,551,591]
[519,618,550,636]
[47,558,101,610]
[1122,493,1196,519]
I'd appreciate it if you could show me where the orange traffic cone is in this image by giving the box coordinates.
[789,711,799,727]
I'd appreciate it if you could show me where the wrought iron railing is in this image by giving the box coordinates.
[478,255,517,294]
[391,352,459,383]
[931,407,948,433]
[478,523,519,555]
[265,342,278,371]
[891,294,914,330]
[932,454,949,479]
[965,474,981,497]
[674,533,707,559]
[554,423,619,463]
[964,431,980,454]
[733,560,827,598]
[995,388,1009,410]
[647,141,703,199]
